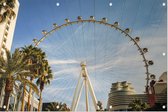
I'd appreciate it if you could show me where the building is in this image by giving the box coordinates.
[107,81,137,111]
[107,72,167,111]
[154,72,167,94]
[0,0,19,55]
[0,0,39,111]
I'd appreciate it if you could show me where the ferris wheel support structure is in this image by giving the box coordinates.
[71,62,98,111]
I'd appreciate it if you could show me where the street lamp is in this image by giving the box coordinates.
[3,2,6,6]
[3,105,6,109]
[56,105,60,109]
[109,105,112,111]
[162,105,166,109]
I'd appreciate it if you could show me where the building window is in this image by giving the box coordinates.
[1,51,4,55]
[33,107,37,111]
[2,44,5,49]
[4,32,8,37]
[6,26,9,31]
[24,102,28,111]
[9,15,12,20]
[7,20,11,25]
[3,38,7,43]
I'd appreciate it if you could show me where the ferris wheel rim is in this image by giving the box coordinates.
[33,16,154,92]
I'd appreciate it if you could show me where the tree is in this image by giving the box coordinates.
[128,99,149,111]
[45,102,70,111]
[0,48,39,111]
[0,0,16,23]
[21,45,46,111]
[97,101,103,111]
[36,60,53,111]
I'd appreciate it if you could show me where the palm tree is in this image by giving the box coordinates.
[45,102,70,111]
[45,102,60,111]
[97,101,103,111]
[0,48,39,111]
[0,0,16,23]
[128,99,149,111]
[21,45,46,111]
[36,60,53,111]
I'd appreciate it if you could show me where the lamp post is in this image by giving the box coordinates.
[109,105,112,111]
[56,105,59,110]
[3,105,6,110]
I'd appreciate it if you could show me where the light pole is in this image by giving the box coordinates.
[56,105,59,110]
[3,105,6,110]
[109,105,112,111]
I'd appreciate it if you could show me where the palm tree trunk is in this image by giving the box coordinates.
[15,90,22,111]
[21,84,26,111]
[0,79,5,102]
[0,14,3,23]
[27,59,34,111]
[27,77,33,111]
[27,87,32,111]
[38,90,42,111]
[3,78,13,111]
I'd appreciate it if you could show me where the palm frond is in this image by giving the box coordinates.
[17,71,33,78]
[15,76,39,95]
[24,79,39,95]
[0,73,8,79]
[36,78,41,86]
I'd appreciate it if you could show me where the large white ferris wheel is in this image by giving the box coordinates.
[33,16,155,111]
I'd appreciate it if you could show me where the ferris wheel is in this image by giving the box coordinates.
[33,16,155,111]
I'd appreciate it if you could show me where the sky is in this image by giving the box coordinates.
[12,0,167,111]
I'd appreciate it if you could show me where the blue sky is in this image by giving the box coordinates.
[12,0,167,110]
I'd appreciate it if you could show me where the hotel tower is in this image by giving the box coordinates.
[0,0,19,55]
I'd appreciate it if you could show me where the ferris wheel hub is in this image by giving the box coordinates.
[80,61,86,67]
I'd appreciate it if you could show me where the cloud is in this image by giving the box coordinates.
[48,59,79,65]
[53,67,80,78]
